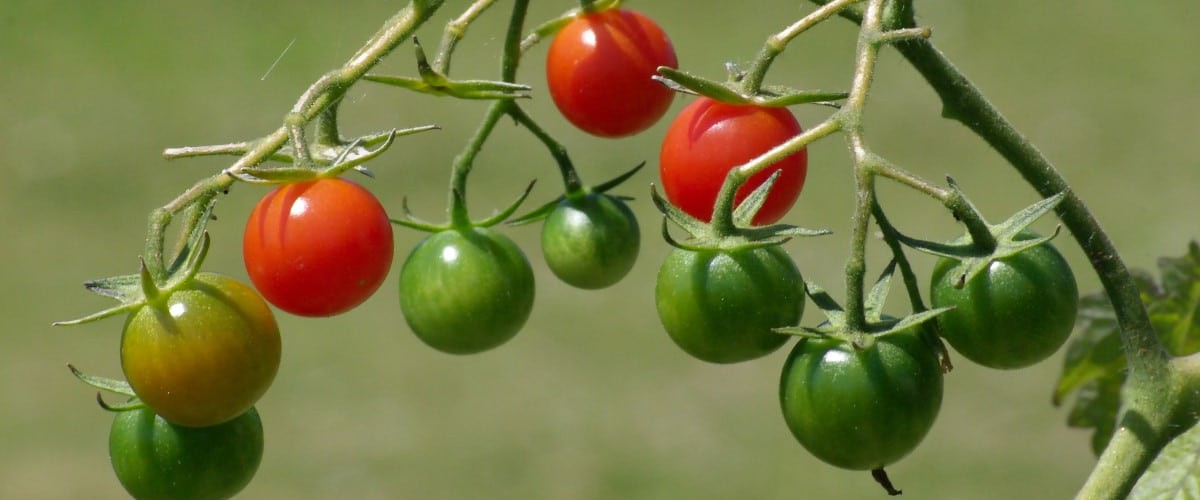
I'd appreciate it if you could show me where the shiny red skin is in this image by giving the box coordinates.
[547,8,678,137]
[659,97,807,225]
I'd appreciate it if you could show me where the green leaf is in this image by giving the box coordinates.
[1055,242,1200,455]
[1128,417,1200,499]
[1155,242,1200,356]
[1053,293,1127,405]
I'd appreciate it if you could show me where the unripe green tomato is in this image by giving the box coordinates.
[399,227,535,355]
[930,234,1078,369]
[655,244,803,363]
[779,328,943,470]
[109,406,263,500]
[541,193,640,289]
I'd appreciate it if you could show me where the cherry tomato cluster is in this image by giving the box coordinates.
[68,5,1087,498]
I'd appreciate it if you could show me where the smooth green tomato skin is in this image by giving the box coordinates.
[399,227,535,355]
[654,245,803,363]
[930,237,1078,369]
[109,406,263,500]
[541,193,640,290]
[779,329,943,470]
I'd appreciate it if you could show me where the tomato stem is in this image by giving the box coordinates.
[506,104,584,195]
[742,0,864,96]
[810,0,1175,496]
[147,0,442,278]
[433,0,499,75]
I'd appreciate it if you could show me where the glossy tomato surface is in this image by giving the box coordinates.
[659,97,807,225]
[121,273,281,427]
[399,227,535,354]
[541,193,640,289]
[655,244,803,363]
[931,234,1079,369]
[546,8,677,137]
[243,177,394,317]
[779,328,943,470]
[109,406,263,500]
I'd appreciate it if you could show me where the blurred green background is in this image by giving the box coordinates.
[2,1,1197,498]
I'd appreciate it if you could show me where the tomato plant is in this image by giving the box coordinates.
[779,327,943,471]
[398,227,535,354]
[121,273,281,427]
[540,192,640,289]
[243,177,394,317]
[930,234,1079,369]
[109,406,263,500]
[655,244,803,363]
[546,8,678,138]
[659,97,807,225]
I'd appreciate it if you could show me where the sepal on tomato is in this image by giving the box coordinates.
[652,171,830,252]
[776,262,951,351]
[66,364,146,413]
[364,37,532,100]
[54,229,213,327]
[509,162,644,226]
[655,66,847,107]
[898,183,1068,288]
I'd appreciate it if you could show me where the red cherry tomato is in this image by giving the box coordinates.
[546,8,678,138]
[659,97,807,225]
[243,177,394,317]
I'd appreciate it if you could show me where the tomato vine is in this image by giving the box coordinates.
[52,0,1199,498]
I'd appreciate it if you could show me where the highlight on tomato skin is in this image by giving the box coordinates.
[242,177,394,317]
[659,97,808,225]
[546,8,678,138]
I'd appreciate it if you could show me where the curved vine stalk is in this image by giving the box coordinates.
[146,0,445,280]
[806,0,1194,497]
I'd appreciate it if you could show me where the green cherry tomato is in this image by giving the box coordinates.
[930,234,1079,369]
[109,406,263,500]
[121,273,281,427]
[399,227,535,354]
[779,328,944,470]
[541,193,640,289]
[655,245,803,363]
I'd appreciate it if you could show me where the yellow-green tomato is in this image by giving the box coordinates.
[121,273,281,428]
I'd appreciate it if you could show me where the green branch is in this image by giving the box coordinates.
[807,0,1173,497]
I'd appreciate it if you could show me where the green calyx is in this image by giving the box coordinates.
[508,162,643,227]
[655,66,848,108]
[365,37,531,100]
[392,181,537,233]
[899,180,1069,289]
[653,170,829,253]
[778,261,950,350]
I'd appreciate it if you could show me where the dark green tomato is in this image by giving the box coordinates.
[930,235,1078,369]
[109,406,263,500]
[121,273,281,428]
[399,227,535,354]
[655,245,803,363]
[541,193,640,289]
[779,328,943,470]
